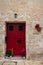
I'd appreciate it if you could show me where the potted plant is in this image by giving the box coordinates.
[35,24,41,32]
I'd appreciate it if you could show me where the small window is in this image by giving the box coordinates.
[9,25,14,31]
[18,25,23,31]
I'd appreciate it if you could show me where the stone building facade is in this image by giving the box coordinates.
[0,0,43,65]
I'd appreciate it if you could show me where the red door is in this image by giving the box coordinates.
[6,22,26,58]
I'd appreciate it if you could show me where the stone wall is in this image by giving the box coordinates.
[0,0,43,60]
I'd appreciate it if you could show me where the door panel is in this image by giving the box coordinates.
[6,22,26,58]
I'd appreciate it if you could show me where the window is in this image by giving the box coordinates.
[18,25,23,31]
[9,25,14,31]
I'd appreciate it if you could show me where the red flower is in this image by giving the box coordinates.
[35,24,40,28]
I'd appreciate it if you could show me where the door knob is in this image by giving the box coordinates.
[17,39,21,43]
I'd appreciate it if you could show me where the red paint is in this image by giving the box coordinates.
[6,22,26,57]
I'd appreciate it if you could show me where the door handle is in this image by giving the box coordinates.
[17,39,21,43]
[5,36,7,43]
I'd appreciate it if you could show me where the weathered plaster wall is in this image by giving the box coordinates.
[0,0,43,60]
